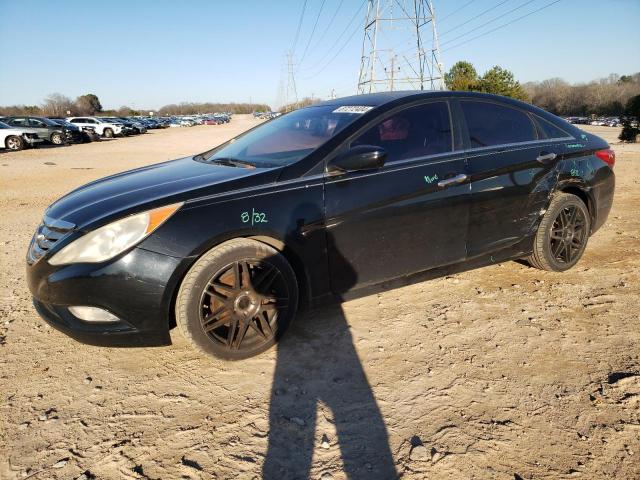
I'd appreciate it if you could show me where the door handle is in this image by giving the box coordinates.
[536,152,557,164]
[437,173,468,189]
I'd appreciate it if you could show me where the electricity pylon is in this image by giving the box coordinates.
[357,0,445,94]
[284,51,299,112]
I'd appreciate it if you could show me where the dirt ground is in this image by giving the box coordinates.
[0,118,638,480]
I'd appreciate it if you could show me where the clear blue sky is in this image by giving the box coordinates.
[0,0,638,110]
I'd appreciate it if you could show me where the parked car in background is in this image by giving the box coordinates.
[49,118,96,143]
[0,121,43,150]
[66,117,124,138]
[124,118,148,134]
[97,117,134,136]
[0,116,73,145]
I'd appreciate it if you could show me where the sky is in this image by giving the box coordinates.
[0,0,639,110]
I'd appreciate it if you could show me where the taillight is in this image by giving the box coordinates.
[595,148,615,169]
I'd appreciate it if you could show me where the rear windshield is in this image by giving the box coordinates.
[201,105,367,167]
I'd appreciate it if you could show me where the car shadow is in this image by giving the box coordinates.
[262,204,397,479]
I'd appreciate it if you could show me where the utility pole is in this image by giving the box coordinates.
[285,51,298,112]
[357,0,445,94]
[389,54,396,91]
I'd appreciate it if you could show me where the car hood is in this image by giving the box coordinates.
[46,157,278,229]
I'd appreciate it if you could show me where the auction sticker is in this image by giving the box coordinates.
[333,106,374,114]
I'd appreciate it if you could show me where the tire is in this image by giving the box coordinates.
[103,128,114,138]
[527,192,591,271]
[175,238,298,360]
[50,132,64,145]
[5,135,24,151]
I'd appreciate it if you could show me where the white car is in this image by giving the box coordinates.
[66,117,124,138]
[0,121,44,151]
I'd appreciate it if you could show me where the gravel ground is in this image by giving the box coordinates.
[1,119,638,479]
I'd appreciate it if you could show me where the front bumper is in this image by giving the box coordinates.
[26,246,193,347]
[64,129,84,144]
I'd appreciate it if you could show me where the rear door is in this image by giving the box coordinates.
[324,100,470,293]
[459,99,563,257]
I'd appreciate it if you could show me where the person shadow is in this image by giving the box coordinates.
[261,204,398,479]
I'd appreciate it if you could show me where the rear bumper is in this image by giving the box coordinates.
[27,246,194,347]
[591,169,615,234]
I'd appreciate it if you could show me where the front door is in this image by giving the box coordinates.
[324,100,470,294]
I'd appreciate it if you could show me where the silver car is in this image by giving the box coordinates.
[1,116,68,145]
[0,121,43,151]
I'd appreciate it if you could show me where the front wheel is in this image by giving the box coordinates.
[175,239,298,360]
[50,132,64,145]
[103,128,114,138]
[527,192,591,271]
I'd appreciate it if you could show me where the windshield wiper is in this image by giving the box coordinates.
[208,157,257,169]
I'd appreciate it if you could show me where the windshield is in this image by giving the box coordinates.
[37,117,59,126]
[0,121,9,129]
[201,105,367,167]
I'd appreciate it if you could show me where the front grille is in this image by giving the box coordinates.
[27,216,75,264]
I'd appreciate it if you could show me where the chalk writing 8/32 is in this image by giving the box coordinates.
[241,208,268,225]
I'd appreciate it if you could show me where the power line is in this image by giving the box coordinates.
[301,12,363,79]
[440,0,510,37]
[291,0,309,54]
[299,0,327,66]
[440,0,536,47]
[438,0,476,23]
[309,0,345,53]
[442,0,563,52]
[300,0,367,75]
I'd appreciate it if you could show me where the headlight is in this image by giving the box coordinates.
[49,203,182,265]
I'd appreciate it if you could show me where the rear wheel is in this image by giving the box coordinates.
[176,238,298,360]
[527,193,590,271]
[5,135,24,151]
[103,128,114,138]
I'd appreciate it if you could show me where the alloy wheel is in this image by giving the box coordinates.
[199,260,290,352]
[549,205,587,264]
[7,137,20,150]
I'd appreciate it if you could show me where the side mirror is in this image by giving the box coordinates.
[328,145,387,173]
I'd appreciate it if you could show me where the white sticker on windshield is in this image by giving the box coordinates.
[332,106,374,114]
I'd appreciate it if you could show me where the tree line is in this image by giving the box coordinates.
[2,66,639,119]
[0,93,271,117]
[444,61,640,117]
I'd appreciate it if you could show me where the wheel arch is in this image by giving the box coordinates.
[555,183,595,232]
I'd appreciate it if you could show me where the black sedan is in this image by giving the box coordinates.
[26,91,615,359]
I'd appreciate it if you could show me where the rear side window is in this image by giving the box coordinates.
[9,118,28,127]
[534,115,570,139]
[461,101,537,148]
[352,101,452,162]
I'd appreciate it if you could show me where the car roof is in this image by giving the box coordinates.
[317,90,528,108]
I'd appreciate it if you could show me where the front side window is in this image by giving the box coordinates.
[352,102,452,161]
[28,119,47,128]
[461,101,537,148]
[202,105,367,167]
